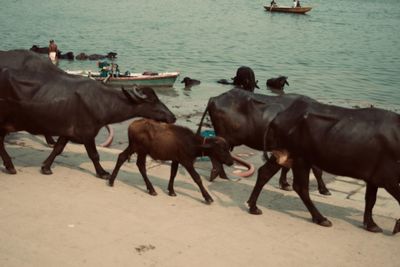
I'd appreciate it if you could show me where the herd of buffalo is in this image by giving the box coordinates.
[30,45,117,61]
[1,50,399,235]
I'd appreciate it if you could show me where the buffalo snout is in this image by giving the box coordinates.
[224,154,234,166]
[166,114,177,124]
[211,137,234,166]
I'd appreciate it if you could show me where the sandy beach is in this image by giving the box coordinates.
[0,131,398,267]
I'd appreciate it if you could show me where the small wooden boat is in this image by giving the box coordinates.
[264,5,312,14]
[67,70,180,87]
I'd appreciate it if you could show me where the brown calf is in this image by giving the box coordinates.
[108,119,234,204]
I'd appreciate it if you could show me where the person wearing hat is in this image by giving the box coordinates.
[48,39,58,63]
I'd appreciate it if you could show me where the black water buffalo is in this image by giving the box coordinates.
[266,76,289,90]
[197,88,329,194]
[75,52,89,60]
[217,66,259,92]
[250,98,400,234]
[58,51,74,60]
[109,119,234,203]
[88,52,118,60]
[0,50,176,178]
[181,77,201,88]
[29,46,74,60]
[30,45,49,54]
[232,66,259,92]
[75,52,117,60]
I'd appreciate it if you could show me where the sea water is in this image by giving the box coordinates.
[1,0,399,145]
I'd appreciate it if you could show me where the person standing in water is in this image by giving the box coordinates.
[48,39,58,63]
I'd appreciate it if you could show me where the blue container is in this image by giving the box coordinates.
[198,130,216,161]
[200,130,216,138]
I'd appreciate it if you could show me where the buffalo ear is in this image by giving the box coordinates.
[121,86,136,103]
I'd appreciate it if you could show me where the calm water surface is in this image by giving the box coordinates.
[1,0,399,122]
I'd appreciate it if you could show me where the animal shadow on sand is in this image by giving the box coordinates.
[4,135,395,234]
[3,133,116,178]
[109,156,395,234]
[111,157,214,204]
[202,169,395,235]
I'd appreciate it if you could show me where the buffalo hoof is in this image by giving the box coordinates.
[249,206,263,215]
[279,183,292,191]
[148,190,158,196]
[108,180,115,187]
[168,191,177,197]
[96,172,111,180]
[209,169,219,182]
[392,219,400,235]
[319,188,331,196]
[219,174,229,180]
[41,167,53,175]
[5,167,17,174]
[313,217,332,227]
[204,197,214,204]
[364,223,383,233]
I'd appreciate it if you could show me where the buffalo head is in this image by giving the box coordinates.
[181,77,201,87]
[203,136,234,166]
[106,52,117,59]
[232,66,259,92]
[122,86,176,123]
[266,76,289,90]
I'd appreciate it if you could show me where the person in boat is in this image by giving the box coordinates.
[98,61,110,77]
[270,0,277,7]
[48,39,58,64]
[111,63,120,77]
[293,0,301,7]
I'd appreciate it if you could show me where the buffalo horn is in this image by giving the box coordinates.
[132,87,147,100]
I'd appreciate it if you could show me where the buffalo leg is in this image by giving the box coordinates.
[167,161,179,196]
[278,167,291,191]
[183,163,213,204]
[0,134,16,174]
[41,137,69,175]
[382,182,400,234]
[84,139,109,179]
[44,135,56,146]
[136,153,157,196]
[292,158,332,227]
[108,146,134,186]
[363,182,382,232]
[311,166,331,195]
[248,158,281,215]
[209,157,228,181]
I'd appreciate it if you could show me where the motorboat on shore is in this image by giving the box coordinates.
[67,70,179,87]
[66,62,179,87]
[264,5,312,14]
